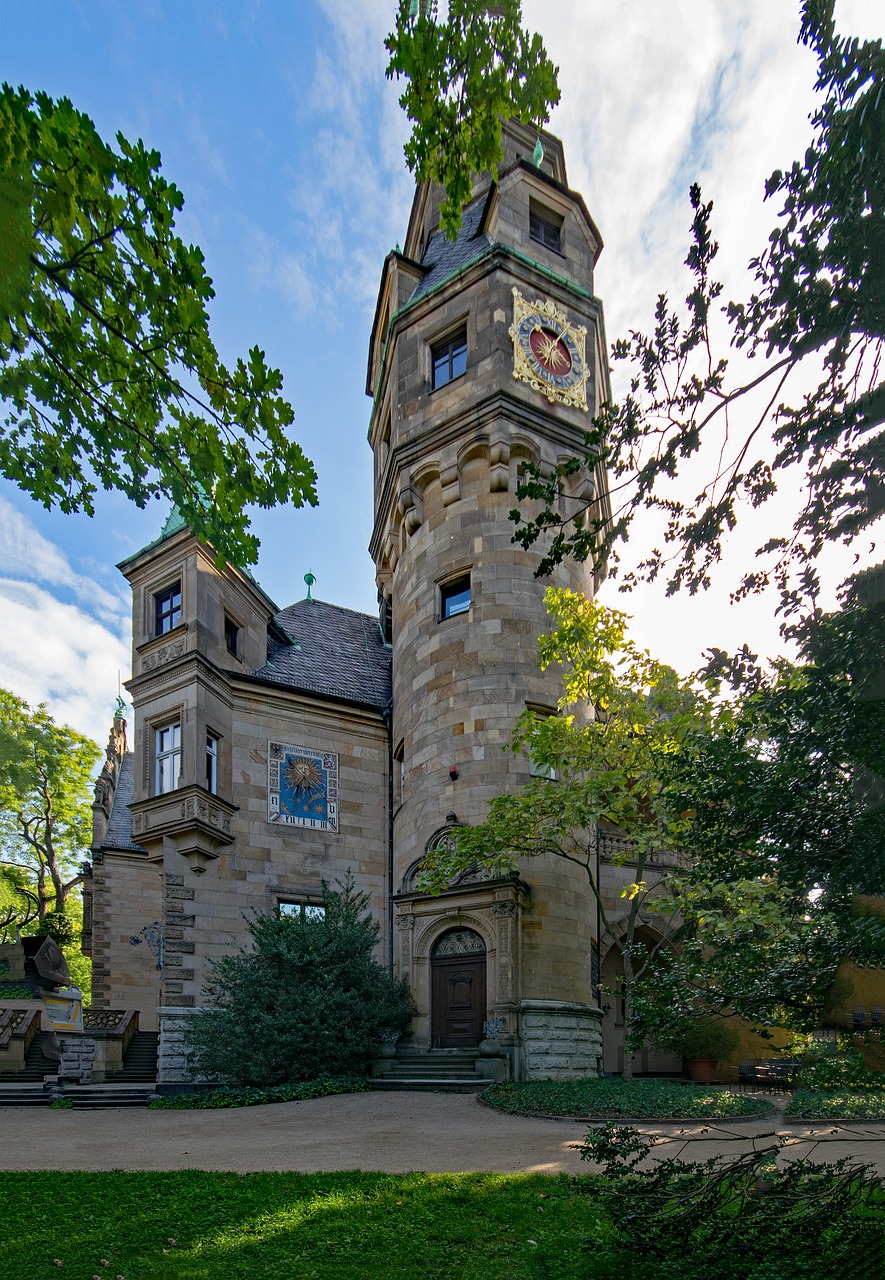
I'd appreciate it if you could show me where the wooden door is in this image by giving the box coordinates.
[431,954,486,1047]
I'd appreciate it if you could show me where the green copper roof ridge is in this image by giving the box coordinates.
[368,242,600,431]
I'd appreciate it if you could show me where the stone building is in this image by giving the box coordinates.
[85,122,676,1085]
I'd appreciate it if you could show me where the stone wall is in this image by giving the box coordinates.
[521,999,603,1079]
[157,1006,201,1087]
[59,1035,96,1084]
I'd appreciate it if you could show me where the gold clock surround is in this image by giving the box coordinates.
[509,288,589,411]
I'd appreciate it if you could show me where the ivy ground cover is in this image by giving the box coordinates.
[481,1078,772,1118]
[786,1088,885,1120]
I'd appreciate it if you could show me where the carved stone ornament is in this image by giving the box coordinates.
[492,901,517,918]
[141,638,186,673]
[432,928,486,958]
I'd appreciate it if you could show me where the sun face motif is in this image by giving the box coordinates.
[531,327,572,373]
[283,755,325,800]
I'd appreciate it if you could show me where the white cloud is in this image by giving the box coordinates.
[0,497,129,624]
[0,579,131,748]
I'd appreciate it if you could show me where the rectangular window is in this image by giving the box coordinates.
[529,202,563,254]
[155,722,181,795]
[278,900,326,922]
[440,573,471,620]
[205,733,219,795]
[431,328,467,390]
[529,755,556,781]
[154,583,181,636]
[224,615,240,657]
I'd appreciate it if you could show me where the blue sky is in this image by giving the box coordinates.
[1,1,882,745]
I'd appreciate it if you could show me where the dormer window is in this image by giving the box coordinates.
[529,201,563,254]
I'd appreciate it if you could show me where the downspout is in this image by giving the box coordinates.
[382,698,394,975]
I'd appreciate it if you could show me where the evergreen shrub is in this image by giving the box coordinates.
[184,875,412,1084]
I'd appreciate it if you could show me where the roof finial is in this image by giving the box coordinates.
[533,135,544,168]
[304,571,316,601]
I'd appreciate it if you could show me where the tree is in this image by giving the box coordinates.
[511,2,884,615]
[185,876,413,1085]
[0,86,317,568]
[420,588,704,1078]
[0,688,99,918]
[385,1,560,239]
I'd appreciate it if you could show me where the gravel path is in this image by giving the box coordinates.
[2,1092,884,1174]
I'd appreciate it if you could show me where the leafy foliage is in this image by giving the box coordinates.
[574,1122,884,1278]
[481,1078,770,1119]
[185,876,412,1085]
[795,1041,885,1092]
[787,1087,885,1118]
[0,85,317,567]
[0,687,98,918]
[147,1074,371,1110]
[511,6,884,613]
[385,1,559,238]
[420,588,705,1075]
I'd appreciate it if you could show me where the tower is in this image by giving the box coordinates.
[368,122,611,1075]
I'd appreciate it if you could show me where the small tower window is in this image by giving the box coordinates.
[440,573,471,620]
[529,201,563,254]
[154,583,181,636]
[224,615,240,657]
[431,328,467,390]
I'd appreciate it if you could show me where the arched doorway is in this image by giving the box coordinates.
[600,927,682,1076]
[430,928,487,1048]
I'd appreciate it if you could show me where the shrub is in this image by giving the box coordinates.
[33,911,78,947]
[147,1074,372,1109]
[481,1078,771,1119]
[795,1041,882,1092]
[664,1016,741,1060]
[184,875,412,1085]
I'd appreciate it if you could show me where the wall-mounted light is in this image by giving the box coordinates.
[449,765,458,781]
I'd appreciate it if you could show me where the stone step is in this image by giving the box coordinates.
[371,1077,490,1094]
[63,1088,154,1109]
[0,1086,51,1106]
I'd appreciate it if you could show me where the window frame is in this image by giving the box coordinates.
[154,721,182,795]
[205,732,219,795]
[430,326,468,391]
[439,572,471,621]
[223,614,240,658]
[154,583,182,637]
[278,899,326,922]
[529,200,564,255]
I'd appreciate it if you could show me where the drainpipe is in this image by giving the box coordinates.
[383,698,394,974]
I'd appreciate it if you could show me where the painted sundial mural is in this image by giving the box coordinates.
[268,741,339,832]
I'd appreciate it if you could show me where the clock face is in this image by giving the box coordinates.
[267,741,339,832]
[510,289,589,410]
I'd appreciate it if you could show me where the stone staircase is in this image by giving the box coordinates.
[113,1031,159,1083]
[371,1050,492,1093]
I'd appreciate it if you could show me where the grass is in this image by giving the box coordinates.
[786,1088,885,1120]
[481,1077,772,1119]
[2,1169,880,1280]
[147,1075,371,1110]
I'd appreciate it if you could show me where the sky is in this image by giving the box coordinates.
[0,0,882,748]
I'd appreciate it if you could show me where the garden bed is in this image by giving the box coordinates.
[785,1088,885,1120]
[147,1074,372,1110]
[480,1078,773,1119]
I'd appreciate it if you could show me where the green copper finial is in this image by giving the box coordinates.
[304,571,316,601]
[395,241,401,254]
[533,135,544,168]
[114,695,126,720]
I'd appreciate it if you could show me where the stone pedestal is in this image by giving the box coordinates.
[521,999,603,1079]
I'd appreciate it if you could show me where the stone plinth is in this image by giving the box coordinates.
[521,999,603,1079]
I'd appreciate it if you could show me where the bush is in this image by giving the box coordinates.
[184,875,412,1085]
[664,1016,741,1061]
[795,1041,882,1092]
[147,1074,372,1109]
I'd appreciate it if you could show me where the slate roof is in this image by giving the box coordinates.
[409,194,492,302]
[103,753,145,853]
[254,598,392,710]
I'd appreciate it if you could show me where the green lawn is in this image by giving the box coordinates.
[2,1169,880,1280]
[480,1078,772,1119]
